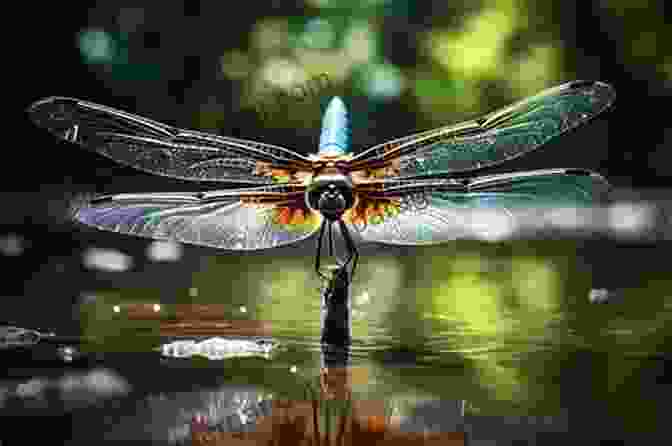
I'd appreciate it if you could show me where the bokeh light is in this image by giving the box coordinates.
[78,28,117,64]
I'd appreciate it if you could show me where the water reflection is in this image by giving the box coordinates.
[1,368,130,411]
[3,237,671,441]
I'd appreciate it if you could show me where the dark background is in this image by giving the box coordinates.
[2,2,671,444]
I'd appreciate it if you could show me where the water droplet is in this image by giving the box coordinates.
[147,240,182,262]
[83,247,132,272]
[0,233,24,256]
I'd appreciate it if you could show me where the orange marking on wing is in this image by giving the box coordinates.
[271,204,320,232]
[254,161,273,176]
[350,170,369,183]
[290,208,305,225]
[351,157,401,181]
[344,195,400,225]
[276,207,292,225]
[295,170,313,184]
[270,168,288,177]
[254,161,314,184]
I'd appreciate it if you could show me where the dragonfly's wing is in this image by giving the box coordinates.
[349,81,615,178]
[27,97,313,184]
[71,184,322,250]
[345,168,610,244]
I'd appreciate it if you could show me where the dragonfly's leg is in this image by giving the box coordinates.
[337,219,359,280]
[315,220,329,281]
[328,220,334,257]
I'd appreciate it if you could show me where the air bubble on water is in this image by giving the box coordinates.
[589,289,609,303]
[609,202,653,235]
[79,293,98,305]
[59,346,76,362]
[147,240,182,262]
[83,247,132,272]
[16,379,47,398]
[0,233,24,256]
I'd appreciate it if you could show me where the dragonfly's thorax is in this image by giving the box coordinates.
[305,173,354,221]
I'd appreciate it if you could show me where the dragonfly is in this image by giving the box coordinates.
[27,80,615,281]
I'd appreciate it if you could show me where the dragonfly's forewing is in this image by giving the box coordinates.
[71,185,322,250]
[346,168,610,244]
[350,81,615,177]
[28,97,312,183]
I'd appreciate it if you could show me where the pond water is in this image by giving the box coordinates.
[1,191,671,445]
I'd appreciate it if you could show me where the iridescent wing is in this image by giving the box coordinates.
[345,168,610,244]
[349,81,615,178]
[27,97,313,184]
[71,184,322,250]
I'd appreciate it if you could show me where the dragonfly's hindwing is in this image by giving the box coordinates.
[346,168,610,244]
[70,185,322,250]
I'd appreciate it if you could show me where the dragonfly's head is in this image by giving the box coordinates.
[306,174,354,221]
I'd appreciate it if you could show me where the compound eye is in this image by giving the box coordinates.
[320,191,344,210]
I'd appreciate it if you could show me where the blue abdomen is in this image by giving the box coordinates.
[318,97,350,156]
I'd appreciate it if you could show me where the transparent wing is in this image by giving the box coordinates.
[350,81,615,178]
[71,184,322,250]
[345,168,610,244]
[27,97,313,184]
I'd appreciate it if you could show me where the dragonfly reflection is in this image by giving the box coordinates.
[27,80,615,281]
